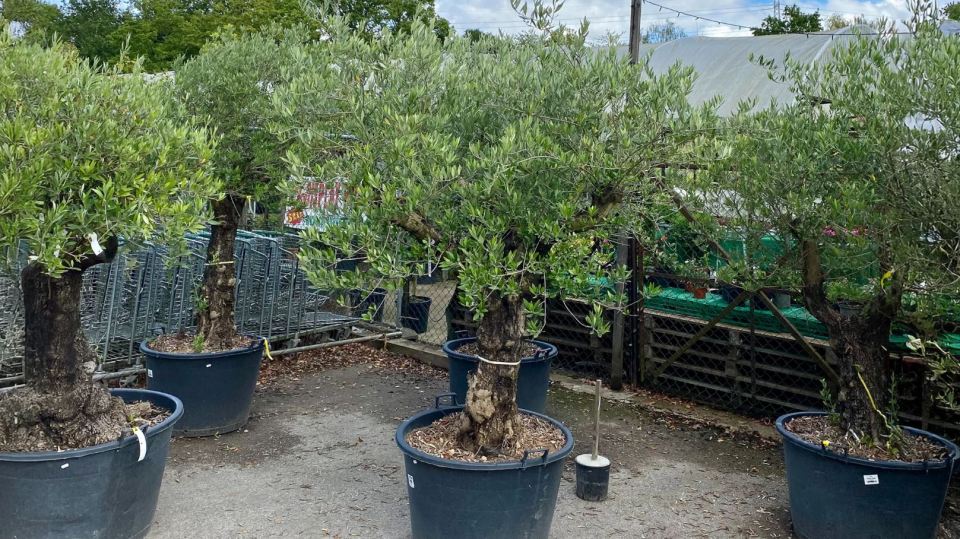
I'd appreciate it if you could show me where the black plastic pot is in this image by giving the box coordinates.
[141,337,264,437]
[401,295,432,334]
[716,284,744,304]
[575,453,611,501]
[395,397,574,539]
[776,412,960,539]
[0,388,182,539]
[443,337,558,413]
[350,288,387,322]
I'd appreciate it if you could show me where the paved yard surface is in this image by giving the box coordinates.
[146,345,958,538]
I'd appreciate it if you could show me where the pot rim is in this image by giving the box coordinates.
[442,337,558,364]
[0,388,183,462]
[140,335,265,359]
[776,411,959,471]
[396,405,574,471]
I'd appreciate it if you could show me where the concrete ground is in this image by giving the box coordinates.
[148,346,799,539]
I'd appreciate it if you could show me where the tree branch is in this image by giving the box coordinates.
[391,212,442,243]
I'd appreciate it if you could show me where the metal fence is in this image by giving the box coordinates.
[0,231,361,389]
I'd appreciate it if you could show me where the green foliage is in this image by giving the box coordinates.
[0,25,220,275]
[278,12,714,337]
[0,0,61,42]
[752,5,822,36]
[192,333,206,353]
[945,3,960,20]
[173,27,318,200]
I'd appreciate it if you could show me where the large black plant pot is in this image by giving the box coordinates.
[141,337,264,437]
[443,337,557,413]
[350,288,387,322]
[776,412,959,539]
[0,388,182,539]
[396,397,574,539]
[401,295,432,334]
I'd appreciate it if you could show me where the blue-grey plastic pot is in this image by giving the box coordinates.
[395,396,574,539]
[141,337,264,437]
[0,388,182,539]
[443,337,557,413]
[776,412,960,539]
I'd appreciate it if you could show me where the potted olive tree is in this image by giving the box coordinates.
[0,27,218,537]
[690,11,960,538]
[140,28,321,436]
[277,9,710,538]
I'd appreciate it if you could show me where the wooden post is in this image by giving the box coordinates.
[610,234,628,390]
[629,0,642,64]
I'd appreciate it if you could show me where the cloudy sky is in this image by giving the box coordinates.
[434,0,914,39]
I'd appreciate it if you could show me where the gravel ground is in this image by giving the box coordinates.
[146,344,956,538]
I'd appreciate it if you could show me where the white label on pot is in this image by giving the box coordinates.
[407,474,415,488]
[863,474,879,485]
[134,427,147,462]
[60,463,69,469]
[147,369,153,378]
[206,364,212,368]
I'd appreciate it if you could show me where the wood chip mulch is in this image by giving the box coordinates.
[125,400,170,431]
[258,342,445,386]
[456,341,547,358]
[406,411,567,463]
[149,333,255,354]
[786,415,950,463]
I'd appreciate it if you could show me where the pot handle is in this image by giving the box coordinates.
[433,393,460,409]
[520,448,549,468]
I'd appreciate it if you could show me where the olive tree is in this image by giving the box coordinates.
[0,27,218,449]
[172,27,321,349]
[277,16,712,452]
[690,10,960,449]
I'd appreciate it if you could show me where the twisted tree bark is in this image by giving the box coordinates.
[196,195,244,350]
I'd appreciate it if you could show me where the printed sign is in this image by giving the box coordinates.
[863,474,879,485]
[284,179,345,230]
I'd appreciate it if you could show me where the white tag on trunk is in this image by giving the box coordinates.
[863,474,879,485]
[407,474,415,488]
[133,427,147,462]
[87,232,104,255]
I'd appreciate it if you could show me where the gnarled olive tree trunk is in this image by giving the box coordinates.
[459,294,526,453]
[196,194,244,349]
[800,240,904,441]
[0,250,127,451]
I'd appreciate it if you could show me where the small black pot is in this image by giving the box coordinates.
[401,295,432,334]
[395,398,574,539]
[776,412,959,539]
[716,284,744,304]
[141,337,264,437]
[0,389,182,539]
[350,288,387,321]
[443,337,557,413]
[835,300,863,318]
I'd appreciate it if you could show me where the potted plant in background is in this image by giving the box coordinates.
[0,28,218,537]
[692,10,960,538]
[277,4,713,536]
[140,28,320,436]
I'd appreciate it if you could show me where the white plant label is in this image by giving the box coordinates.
[60,463,69,469]
[134,427,147,462]
[87,232,104,255]
[147,369,153,378]
[407,474,415,488]
[863,474,879,485]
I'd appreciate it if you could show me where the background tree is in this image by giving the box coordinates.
[825,13,883,30]
[752,5,822,35]
[691,14,960,450]
[463,27,490,42]
[334,0,451,40]
[1,0,61,41]
[278,16,712,453]
[642,21,686,43]
[945,2,960,20]
[0,26,218,450]
[55,0,124,62]
[172,27,324,349]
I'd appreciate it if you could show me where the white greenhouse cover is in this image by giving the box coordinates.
[621,23,959,117]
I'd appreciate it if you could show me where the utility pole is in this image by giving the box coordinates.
[628,0,642,64]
